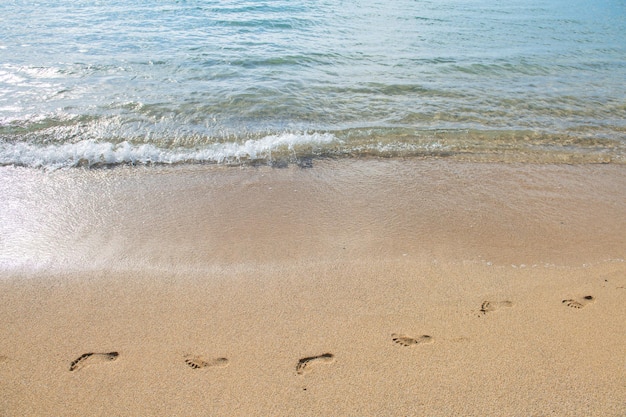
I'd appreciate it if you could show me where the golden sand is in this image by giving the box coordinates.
[0,159,624,416]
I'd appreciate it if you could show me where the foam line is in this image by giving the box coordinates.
[0,133,337,168]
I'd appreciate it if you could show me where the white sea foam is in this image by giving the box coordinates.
[0,69,26,85]
[0,132,337,169]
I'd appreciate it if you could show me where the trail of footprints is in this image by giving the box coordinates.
[1,295,590,376]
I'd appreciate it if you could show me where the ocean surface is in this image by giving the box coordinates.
[1,0,625,168]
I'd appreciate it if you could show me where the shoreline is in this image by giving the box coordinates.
[1,159,624,270]
[1,159,625,416]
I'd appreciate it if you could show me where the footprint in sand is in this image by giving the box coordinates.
[184,355,229,370]
[296,353,335,375]
[0,355,8,364]
[69,352,119,372]
[392,333,433,347]
[477,300,513,317]
[562,295,595,309]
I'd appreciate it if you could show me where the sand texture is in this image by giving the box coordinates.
[0,159,625,416]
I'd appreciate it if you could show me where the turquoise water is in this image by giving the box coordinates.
[1,0,625,167]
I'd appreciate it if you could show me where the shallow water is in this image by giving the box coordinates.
[1,0,625,167]
[1,161,624,272]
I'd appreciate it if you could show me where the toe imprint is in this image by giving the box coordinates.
[184,356,229,370]
[296,353,334,375]
[392,333,433,347]
[478,300,513,316]
[562,295,594,309]
[69,352,119,372]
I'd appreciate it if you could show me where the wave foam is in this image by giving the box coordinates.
[0,132,337,169]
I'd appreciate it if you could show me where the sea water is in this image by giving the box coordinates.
[1,0,625,168]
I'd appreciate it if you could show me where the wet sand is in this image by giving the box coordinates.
[0,159,625,416]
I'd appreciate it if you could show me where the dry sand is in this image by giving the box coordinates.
[0,159,625,416]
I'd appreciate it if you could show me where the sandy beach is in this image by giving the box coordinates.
[0,159,625,416]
